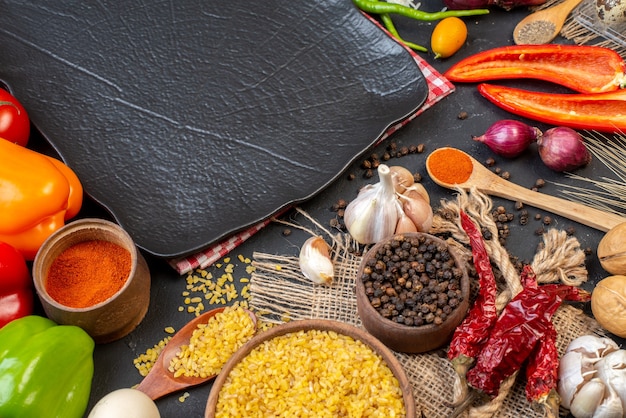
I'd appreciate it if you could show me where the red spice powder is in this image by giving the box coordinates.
[427,148,473,185]
[46,240,132,308]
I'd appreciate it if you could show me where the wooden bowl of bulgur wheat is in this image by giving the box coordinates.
[205,319,415,417]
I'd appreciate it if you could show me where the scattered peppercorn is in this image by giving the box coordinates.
[543,216,552,225]
[364,169,374,178]
[485,157,496,167]
[347,173,356,181]
[566,226,576,236]
[500,171,510,180]
[457,111,469,120]
[534,178,546,188]
[282,228,292,236]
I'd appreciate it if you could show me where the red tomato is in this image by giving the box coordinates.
[0,88,30,147]
[0,241,33,328]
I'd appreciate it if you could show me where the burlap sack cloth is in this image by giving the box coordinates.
[248,188,608,418]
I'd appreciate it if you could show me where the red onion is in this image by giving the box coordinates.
[537,127,591,172]
[472,119,542,158]
[443,0,546,9]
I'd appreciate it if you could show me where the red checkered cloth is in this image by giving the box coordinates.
[169,51,455,275]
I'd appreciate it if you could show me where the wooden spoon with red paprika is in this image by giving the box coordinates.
[426,147,626,232]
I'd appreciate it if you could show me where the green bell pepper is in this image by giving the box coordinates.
[0,315,95,418]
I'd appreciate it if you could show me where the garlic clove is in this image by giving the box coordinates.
[404,183,430,205]
[399,188,433,233]
[395,203,418,234]
[595,350,626,413]
[591,384,623,418]
[569,378,606,418]
[298,236,334,285]
[344,164,399,244]
[389,165,415,193]
[558,351,596,409]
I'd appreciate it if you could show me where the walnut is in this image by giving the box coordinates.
[591,275,626,337]
[597,223,626,275]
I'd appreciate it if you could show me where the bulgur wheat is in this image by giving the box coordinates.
[168,305,255,378]
[215,329,406,417]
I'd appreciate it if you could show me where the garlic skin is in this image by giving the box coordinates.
[558,335,626,418]
[567,335,620,358]
[344,164,400,244]
[298,236,334,285]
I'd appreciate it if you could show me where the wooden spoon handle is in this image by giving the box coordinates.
[477,173,626,232]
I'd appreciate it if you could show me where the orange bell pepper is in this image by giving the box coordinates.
[0,139,83,260]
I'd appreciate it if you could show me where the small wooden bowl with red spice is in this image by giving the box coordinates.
[33,218,151,344]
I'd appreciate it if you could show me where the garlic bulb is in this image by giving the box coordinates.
[344,164,400,244]
[299,236,334,285]
[558,335,626,418]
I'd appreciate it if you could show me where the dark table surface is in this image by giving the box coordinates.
[25,1,624,416]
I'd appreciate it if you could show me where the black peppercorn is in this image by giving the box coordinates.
[360,234,465,328]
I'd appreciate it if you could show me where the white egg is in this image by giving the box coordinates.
[88,388,161,418]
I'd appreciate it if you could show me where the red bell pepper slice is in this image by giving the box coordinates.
[477,83,626,133]
[445,44,626,94]
[0,241,33,328]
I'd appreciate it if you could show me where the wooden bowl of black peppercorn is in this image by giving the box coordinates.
[355,232,470,353]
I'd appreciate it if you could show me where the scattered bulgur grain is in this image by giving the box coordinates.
[133,336,172,376]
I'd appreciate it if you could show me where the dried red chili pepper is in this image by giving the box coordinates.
[447,211,498,382]
[525,323,559,413]
[477,83,626,133]
[465,265,590,416]
[444,44,626,93]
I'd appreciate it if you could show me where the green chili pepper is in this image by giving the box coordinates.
[352,0,489,52]
[0,315,95,418]
[353,0,489,20]
[380,13,428,52]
